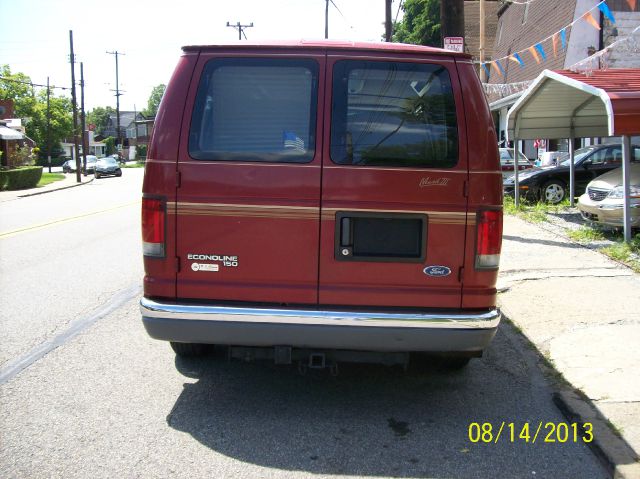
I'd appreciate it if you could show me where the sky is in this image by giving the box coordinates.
[0,0,396,113]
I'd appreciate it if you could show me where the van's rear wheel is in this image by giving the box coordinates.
[170,342,209,357]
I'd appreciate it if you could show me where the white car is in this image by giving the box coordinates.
[578,164,640,229]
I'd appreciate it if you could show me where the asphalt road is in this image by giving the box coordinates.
[0,170,608,478]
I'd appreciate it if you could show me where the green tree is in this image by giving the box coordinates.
[28,91,73,157]
[0,65,37,120]
[1,65,72,158]
[86,106,115,136]
[392,0,441,47]
[142,84,166,117]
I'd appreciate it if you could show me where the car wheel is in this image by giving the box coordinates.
[94,172,100,179]
[170,342,209,357]
[541,180,566,204]
[116,170,122,177]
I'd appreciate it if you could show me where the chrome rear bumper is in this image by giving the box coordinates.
[140,298,501,352]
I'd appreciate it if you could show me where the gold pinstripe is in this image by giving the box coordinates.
[169,202,476,225]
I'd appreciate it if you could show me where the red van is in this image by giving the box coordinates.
[141,41,503,369]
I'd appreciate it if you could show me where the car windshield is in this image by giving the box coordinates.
[559,146,598,166]
[99,158,118,166]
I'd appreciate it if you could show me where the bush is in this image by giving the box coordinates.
[136,144,147,160]
[104,136,116,155]
[8,145,35,167]
[0,166,44,191]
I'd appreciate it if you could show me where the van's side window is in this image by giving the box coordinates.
[331,61,458,168]
[189,58,318,163]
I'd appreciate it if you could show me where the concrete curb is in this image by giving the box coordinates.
[553,390,640,479]
[501,311,640,478]
[0,177,94,202]
[16,177,94,198]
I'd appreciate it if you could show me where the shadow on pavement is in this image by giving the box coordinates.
[165,326,606,478]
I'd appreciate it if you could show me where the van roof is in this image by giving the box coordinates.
[182,40,471,58]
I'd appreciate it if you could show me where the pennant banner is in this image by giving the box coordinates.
[529,45,541,64]
[626,0,636,11]
[491,61,505,77]
[482,63,491,80]
[598,2,616,23]
[535,43,547,61]
[552,33,559,57]
[509,53,525,68]
[561,28,567,50]
[583,11,601,30]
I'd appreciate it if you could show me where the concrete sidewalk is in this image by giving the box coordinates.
[499,215,640,476]
[0,173,93,203]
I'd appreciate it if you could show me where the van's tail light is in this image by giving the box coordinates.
[475,209,502,270]
[142,197,166,257]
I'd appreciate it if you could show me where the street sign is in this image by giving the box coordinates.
[444,37,464,53]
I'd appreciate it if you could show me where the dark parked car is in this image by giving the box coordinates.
[504,144,640,204]
[94,157,122,178]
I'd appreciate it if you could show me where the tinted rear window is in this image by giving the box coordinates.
[330,60,458,168]
[189,58,318,163]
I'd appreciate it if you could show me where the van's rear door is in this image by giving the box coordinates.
[319,52,469,308]
[176,50,324,304]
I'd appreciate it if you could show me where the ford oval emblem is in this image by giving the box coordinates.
[423,265,452,277]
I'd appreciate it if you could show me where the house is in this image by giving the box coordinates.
[0,117,35,168]
[101,111,145,141]
[486,0,640,158]
[61,130,106,159]
[99,111,153,160]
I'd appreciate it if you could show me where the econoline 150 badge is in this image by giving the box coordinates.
[423,265,452,277]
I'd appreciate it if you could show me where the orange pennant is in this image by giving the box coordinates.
[552,33,559,58]
[508,55,520,65]
[529,46,541,64]
[582,12,601,30]
[626,0,636,10]
[491,61,503,77]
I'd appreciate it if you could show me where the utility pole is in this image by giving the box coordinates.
[385,0,392,42]
[80,62,87,176]
[106,50,124,150]
[325,0,329,39]
[226,21,253,40]
[69,30,81,183]
[480,0,486,82]
[440,0,465,47]
[133,104,138,161]
[46,77,51,173]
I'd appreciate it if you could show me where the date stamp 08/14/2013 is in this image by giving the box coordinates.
[468,422,594,444]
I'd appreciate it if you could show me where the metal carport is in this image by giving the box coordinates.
[506,68,640,242]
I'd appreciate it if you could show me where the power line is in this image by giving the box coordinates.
[394,0,404,24]
[0,76,70,91]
